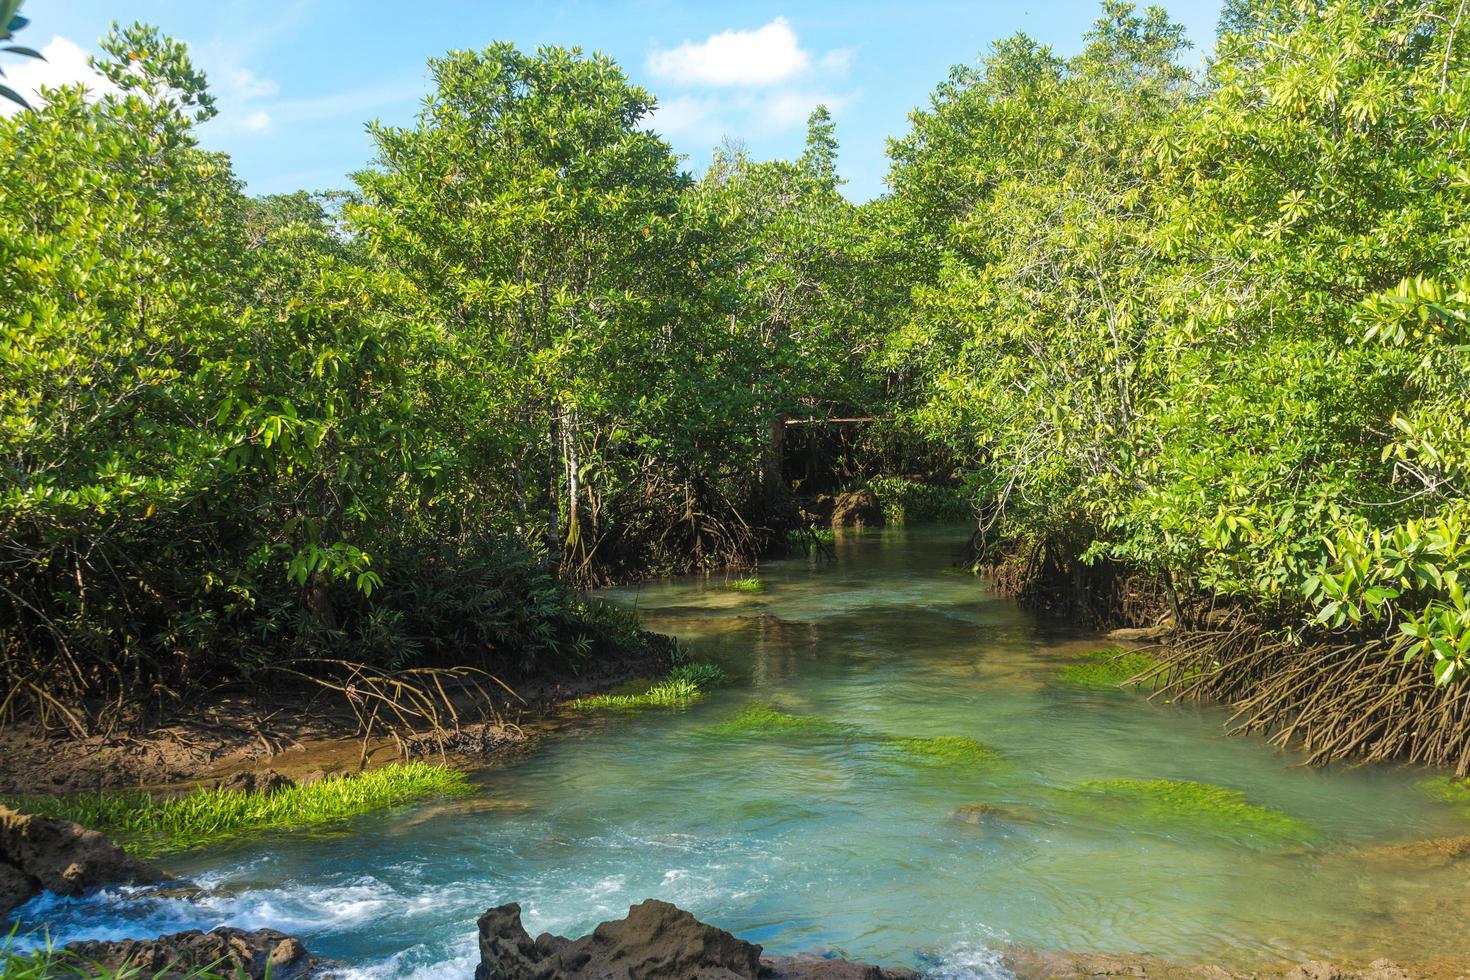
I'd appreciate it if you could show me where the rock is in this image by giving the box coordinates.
[948,803,1042,829]
[1105,625,1170,643]
[0,860,37,919]
[763,952,918,979]
[474,899,915,980]
[1000,948,1436,980]
[831,488,883,528]
[1284,961,1413,980]
[1353,836,1470,868]
[0,805,164,906]
[295,769,329,787]
[216,768,296,795]
[64,927,315,979]
[1002,947,1244,980]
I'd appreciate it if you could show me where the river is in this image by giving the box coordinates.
[16,525,1470,977]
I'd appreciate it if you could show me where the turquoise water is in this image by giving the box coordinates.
[13,526,1470,976]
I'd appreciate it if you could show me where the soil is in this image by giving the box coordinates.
[0,641,672,796]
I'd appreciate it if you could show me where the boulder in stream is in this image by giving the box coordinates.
[64,927,315,979]
[474,899,917,980]
[0,804,165,918]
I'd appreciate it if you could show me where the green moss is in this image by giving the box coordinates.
[728,576,765,594]
[1068,779,1316,842]
[570,662,726,712]
[1054,649,1163,690]
[1418,776,1470,815]
[5,762,470,858]
[883,735,1008,769]
[699,702,854,739]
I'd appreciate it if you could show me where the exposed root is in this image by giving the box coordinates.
[261,660,520,762]
[1150,625,1470,777]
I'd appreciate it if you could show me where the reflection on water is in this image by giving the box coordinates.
[15,526,1470,977]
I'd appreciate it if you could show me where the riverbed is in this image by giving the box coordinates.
[14,526,1470,977]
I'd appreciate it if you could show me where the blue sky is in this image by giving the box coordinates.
[18,1,1223,201]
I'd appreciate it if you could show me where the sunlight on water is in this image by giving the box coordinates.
[13,526,1470,976]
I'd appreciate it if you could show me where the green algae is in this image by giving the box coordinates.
[882,735,1009,769]
[571,662,726,712]
[1418,776,1470,816]
[728,577,765,594]
[698,702,854,739]
[1054,649,1164,690]
[1067,778,1316,842]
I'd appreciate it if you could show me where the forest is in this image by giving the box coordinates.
[2,0,1469,777]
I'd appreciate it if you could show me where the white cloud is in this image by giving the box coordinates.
[241,109,271,131]
[227,67,279,102]
[643,18,861,149]
[819,49,854,75]
[0,36,117,115]
[759,88,860,129]
[646,87,861,149]
[646,94,728,142]
[648,17,809,87]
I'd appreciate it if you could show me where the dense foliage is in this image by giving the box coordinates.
[0,28,861,728]
[3,0,1469,767]
[879,0,1470,697]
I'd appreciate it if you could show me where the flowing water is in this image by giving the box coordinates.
[14,526,1470,976]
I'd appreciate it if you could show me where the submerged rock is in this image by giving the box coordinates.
[1352,835,1470,868]
[1001,948,1455,980]
[474,899,917,980]
[0,804,165,918]
[949,802,1043,829]
[831,488,883,528]
[64,927,315,979]
[1003,946,1240,979]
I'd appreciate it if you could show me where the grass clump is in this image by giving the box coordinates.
[6,762,469,858]
[727,576,766,594]
[570,661,727,712]
[699,702,853,740]
[1054,649,1164,690]
[882,735,1008,769]
[1068,778,1315,842]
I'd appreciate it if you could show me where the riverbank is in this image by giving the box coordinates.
[0,628,676,797]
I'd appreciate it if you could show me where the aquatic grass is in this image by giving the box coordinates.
[881,735,1009,769]
[698,702,855,740]
[570,662,727,712]
[727,577,766,594]
[1067,779,1316,842]
[1054,649,1165,690]
[5,762,470,858]
[570,677,701,711]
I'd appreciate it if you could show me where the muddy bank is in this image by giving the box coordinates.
[0,637,674,796]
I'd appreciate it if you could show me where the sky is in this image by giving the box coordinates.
[11,1,1224,201]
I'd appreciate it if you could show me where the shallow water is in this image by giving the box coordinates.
[14,526,1470,976]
